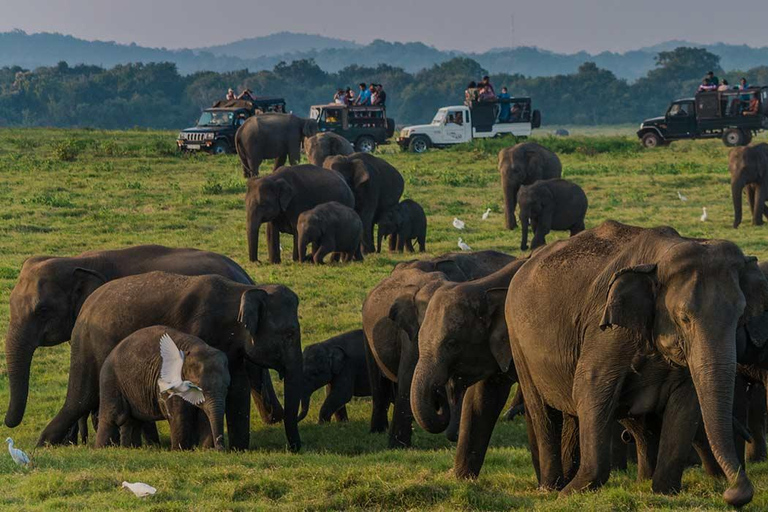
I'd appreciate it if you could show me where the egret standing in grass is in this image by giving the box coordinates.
[158,333,205,405]
[677,191,688,202]
[482,208,491,220]
[458,237,472,251]
[122,481,157,498]
[701,207,708,222]
[5,438,30,467]
[453,217,465,230]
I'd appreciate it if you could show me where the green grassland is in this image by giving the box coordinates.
[1,128,768,510]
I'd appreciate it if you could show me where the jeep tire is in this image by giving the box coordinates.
[409,135,430,154]
[641,132,662,149]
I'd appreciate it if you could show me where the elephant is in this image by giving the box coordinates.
[729,143,768,228]
[376,199,427,253]
[411,259,526,478]
[4,244,282,434]
[298,330,371,423]
[393,250,515,282]
[505,220,768,507]
[517,178,588,251]
[297,201,363,264]
[324,153,405,253]
[362,251,516,448]
[235,113,318,178]
[304,132,354,167]
[245,164,355,264]
[498,142,562,230]
[95,326,230,451]
[37,272,303,453]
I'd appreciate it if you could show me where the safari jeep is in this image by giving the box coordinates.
[309,104,395,153]
[177,97,286,154]
[638,86,768,148]
[398,97,541,153]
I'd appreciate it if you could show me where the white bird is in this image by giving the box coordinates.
[700,207,708,222]
[458,237,472,251]
[677,191,688,202]
[453,217,465,230]
[481,208,491,220]
[5,438,30,467]
[122,481,157,498]
[158,333,205,405]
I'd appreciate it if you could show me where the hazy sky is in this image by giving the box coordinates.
[1,0,767,54]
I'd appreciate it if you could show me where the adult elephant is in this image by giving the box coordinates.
[411,260,526,478]
[4,245,282,431]
[304,132,354,167]
[506,220,768,507]
[498,142,562,230]
[324,153,404,253]
[362,251,516,448]
[235,113,318,178]
[245,164,355,264]
[37,272,303,452]
[730,143,768,228]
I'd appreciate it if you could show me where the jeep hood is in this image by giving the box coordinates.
[641,116,665,126]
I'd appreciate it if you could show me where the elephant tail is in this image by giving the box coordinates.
[235,133,254,178]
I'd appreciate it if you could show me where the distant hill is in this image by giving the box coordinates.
[2,30,768,80]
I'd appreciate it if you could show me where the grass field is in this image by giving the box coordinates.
[2,128,768,510]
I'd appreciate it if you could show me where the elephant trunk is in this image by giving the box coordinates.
[204,397,227,451]
[298,392,311,423]
[410,358,451,434]
[297,232,310,263]
[520,212,530,251]
[732,177,745,229]
[282,347,304,452]
[502,171,519,230]
[4,326,36,428]
[689,336,754,507]
[247,212,262,262]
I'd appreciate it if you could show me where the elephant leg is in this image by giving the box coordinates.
[360,210,376,254]
[526,413,541,484]
[747,383,767,462]
[570,221,586,237]
[142,422,160,446]
[621,415,659,481]
[288,148,300,166]
[652,382,701,494]
[226,363,251,450]
[266,222,282,264]
[388,233,398,253]
[319,380,353,423]
[78,416,89,444]
[273,154,287,170]
[388,337,419,449]
[733,375,750,469]
[120,419,143,448]
[503,386,525,421]
[396,233,406,253]
[405,238,415,253]
[610,421,628,471]
[95,390,122,448]
[503,180,519,230]
[453,374,513,479]
[245,362,284,425]
[168,402,200,450]
[753,185,766,226]
[292,232,300,262]
[692,422,724,478]
[747,185,756,220]
[561,414,581,484]
[313,245,332,264]
[365,340,390,433]
[445,380,466,443]
[417,234,426,252]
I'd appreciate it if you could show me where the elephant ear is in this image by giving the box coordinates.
[740,256,768,322]
[352,160,372,188]
[524,149,542,178]
[434,259,469,282]
[72,267,108,318]
[238,289,269,341]
[303,119,319,138]
[599,264,657,335]
[330,346,346,375]
[484,288,512,372]
[389,288,420,340]
[276,179,294,211]
[746,313,768,349]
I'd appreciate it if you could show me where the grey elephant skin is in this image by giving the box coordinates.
[297,202,363,264]
[4,244,281,431]
[498,142,562,230]
[730,143,768,228]
[96,326,230,451]
[506,220,768,507]
[324,153,405,253]
[304,132,354,167]
[245,164,355,264]
[376,199,427,253]
[299,330,371,423]
[235,113,318,178]
[412,259,526,478]
[362,251,516,448]
[518,178,588,251]
[37,272,303,452]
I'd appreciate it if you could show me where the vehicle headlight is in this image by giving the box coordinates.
[401,129,410,137]
[178,132,186,140]
[205,132,215,140]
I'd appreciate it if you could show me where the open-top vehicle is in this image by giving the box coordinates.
[638,87,768,148]
[309,104,395,153]
[398,97,541,153]
[177,97,286,154]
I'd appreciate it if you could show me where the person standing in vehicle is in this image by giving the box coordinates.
[498,87,511,122]
[226,88,236,100]
[374,84,387,106]
[355,83,371,105]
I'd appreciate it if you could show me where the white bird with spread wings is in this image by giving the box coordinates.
[158,333,205,405]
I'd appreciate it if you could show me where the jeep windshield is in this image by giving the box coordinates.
[197,111,234,127]
[432,110,448,125]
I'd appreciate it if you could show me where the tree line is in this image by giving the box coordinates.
[1,47,767,129]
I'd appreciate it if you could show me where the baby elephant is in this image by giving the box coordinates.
[297,201,364,263]
[96,326,230,450]
[298,330,371,423]
[376,199,427,253]
[517,178,588,251]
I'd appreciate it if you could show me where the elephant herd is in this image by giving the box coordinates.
[8,133,768,508]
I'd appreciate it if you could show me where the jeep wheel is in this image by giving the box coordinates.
[212,140,230,155]
[355,136,376,153]
[641,132,662,149]
[409,136,430,154]
[723,129,748,147]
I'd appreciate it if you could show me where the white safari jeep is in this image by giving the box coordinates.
[398,97,541,153]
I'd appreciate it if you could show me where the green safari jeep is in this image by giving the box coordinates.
[309,104,395,153]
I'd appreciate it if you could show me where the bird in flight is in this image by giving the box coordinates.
[158,333,205,405]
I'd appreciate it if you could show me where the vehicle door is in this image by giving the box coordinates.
[665,101,697,137]
[443,109,470,143]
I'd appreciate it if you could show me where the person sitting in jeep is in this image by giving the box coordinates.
[744,93,760,115]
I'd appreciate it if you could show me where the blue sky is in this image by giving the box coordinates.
[1,0,767,53]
